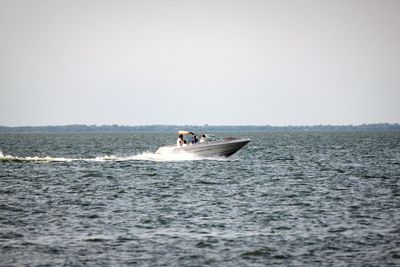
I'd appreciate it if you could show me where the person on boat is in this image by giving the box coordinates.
[177,134,184,147]
[182,140,188,147]
[200,134,207,143]
[192,135,198,144]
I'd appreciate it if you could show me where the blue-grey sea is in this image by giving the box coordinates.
[1,132,399,266]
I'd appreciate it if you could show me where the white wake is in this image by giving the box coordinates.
[0,150,227,163]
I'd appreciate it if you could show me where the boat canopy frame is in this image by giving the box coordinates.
[178,130,194,135]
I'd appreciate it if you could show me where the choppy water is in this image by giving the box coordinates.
[1,132,399,266]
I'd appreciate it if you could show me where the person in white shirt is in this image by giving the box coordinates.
[177,134,184,147]
[199,134,207,143]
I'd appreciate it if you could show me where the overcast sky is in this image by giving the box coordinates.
[0,0,399,126]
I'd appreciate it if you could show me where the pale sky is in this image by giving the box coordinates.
[0,0,399,126]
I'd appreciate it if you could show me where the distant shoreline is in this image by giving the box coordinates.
[0,124,399,133]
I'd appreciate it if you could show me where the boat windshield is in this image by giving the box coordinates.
[186,135,195,143]
[177,131,225,143]
[204,134,223,141]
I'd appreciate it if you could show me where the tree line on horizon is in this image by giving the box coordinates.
[0,123,399,133]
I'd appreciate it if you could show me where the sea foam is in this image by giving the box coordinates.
[0,150,226,163]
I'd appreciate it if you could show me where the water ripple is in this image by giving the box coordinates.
[0,132,399,266]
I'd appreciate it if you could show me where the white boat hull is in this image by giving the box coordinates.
[156,138,250,157]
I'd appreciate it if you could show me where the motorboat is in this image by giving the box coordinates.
[155,131,250,157]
